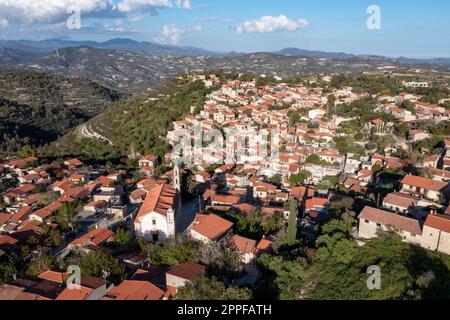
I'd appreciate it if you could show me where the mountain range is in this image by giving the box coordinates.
[0,38,218,57]
[1,41,448,94]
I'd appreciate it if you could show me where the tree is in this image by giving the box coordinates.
[262,213,284,236]
[26,255,55,277]
[41,225,62,248]
[175,276,252,300]
[235,212,263,240]
[257,253,309,300]
[288,111,301,126]
[289,170,312,186]
[143,236,199,266]
[0,255,17,285]
[62,249,125,283]
[327,94,336,116]
[55,202,78,231]
[115,228,133,247]
[287,198,298,246]
[196,242,241,279]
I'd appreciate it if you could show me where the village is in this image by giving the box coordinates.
[1,73,450,300]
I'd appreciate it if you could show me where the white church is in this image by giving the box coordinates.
[134,165,182,242]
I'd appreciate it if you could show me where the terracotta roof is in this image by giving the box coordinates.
[135,184,178,222]
[9,206,33,223]
[38,271,69,284]
[56,287,93,300]
[130,189,147,200]
[291,186,314,198]
[424,214,450,233]
[64,158,83,167]
[0,235,19,249]
[103,280,164,300]
[305,198,329,211]
[166,263,206,280]
[359,206,422,235]
[401,175,448,192]
[230,235,256,254]
[137,178,157,191]
[191,214,234,241]
[211,194,240,205]
[31,201,61,220]
[234,203,256,214]
[10,184,36,195]
[0,214,12,225]
[63,186,90,199]
[202,189,215,200]
[383,192,419,209]
[256,238,273,254]
[70,227,115,247]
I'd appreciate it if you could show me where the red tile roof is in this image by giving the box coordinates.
[191,214,233,241]
[103,280,164,300]
[70,227,115,247]
[424,214,450,233]
[359,206,422,235]
[401,175,448,192]
[383,192,419,209]
[211,194,240,205]
[56,287,93,300]
[38,271,69,284]
[230,235,256,254]
[166,263,206,280]
[0,235,19,248]
[135,184,178,222]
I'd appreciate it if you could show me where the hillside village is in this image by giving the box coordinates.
[1,72,450,300]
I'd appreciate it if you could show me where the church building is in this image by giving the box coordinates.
[134,165,182,242]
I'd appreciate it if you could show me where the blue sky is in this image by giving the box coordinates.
[0,0,449,58]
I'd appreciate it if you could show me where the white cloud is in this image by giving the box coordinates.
[115,0,171,13]
[0,18,8,27]
[0,0,191,25]
[194,16,216,22]
[175,0,191,10]
[236,15,309,34]
[154,24,185,44]
[154,23,201,45]
[0,0,112,24]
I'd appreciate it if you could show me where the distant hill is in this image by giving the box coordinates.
[0,69,123,152]
[16,46,211,93]
[1,40,449,95]
[13,45,449,94]
[0,47,39,65]
[276,48,355,59]
[0,38,218,56]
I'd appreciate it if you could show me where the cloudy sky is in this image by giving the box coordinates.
[0,0,449,58]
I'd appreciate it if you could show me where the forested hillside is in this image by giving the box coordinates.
[41,77,211,162]
[0,70,123,152]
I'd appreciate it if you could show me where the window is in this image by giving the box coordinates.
[152,219,156,225]
[376,223,381,227]
[365,220,370,223]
